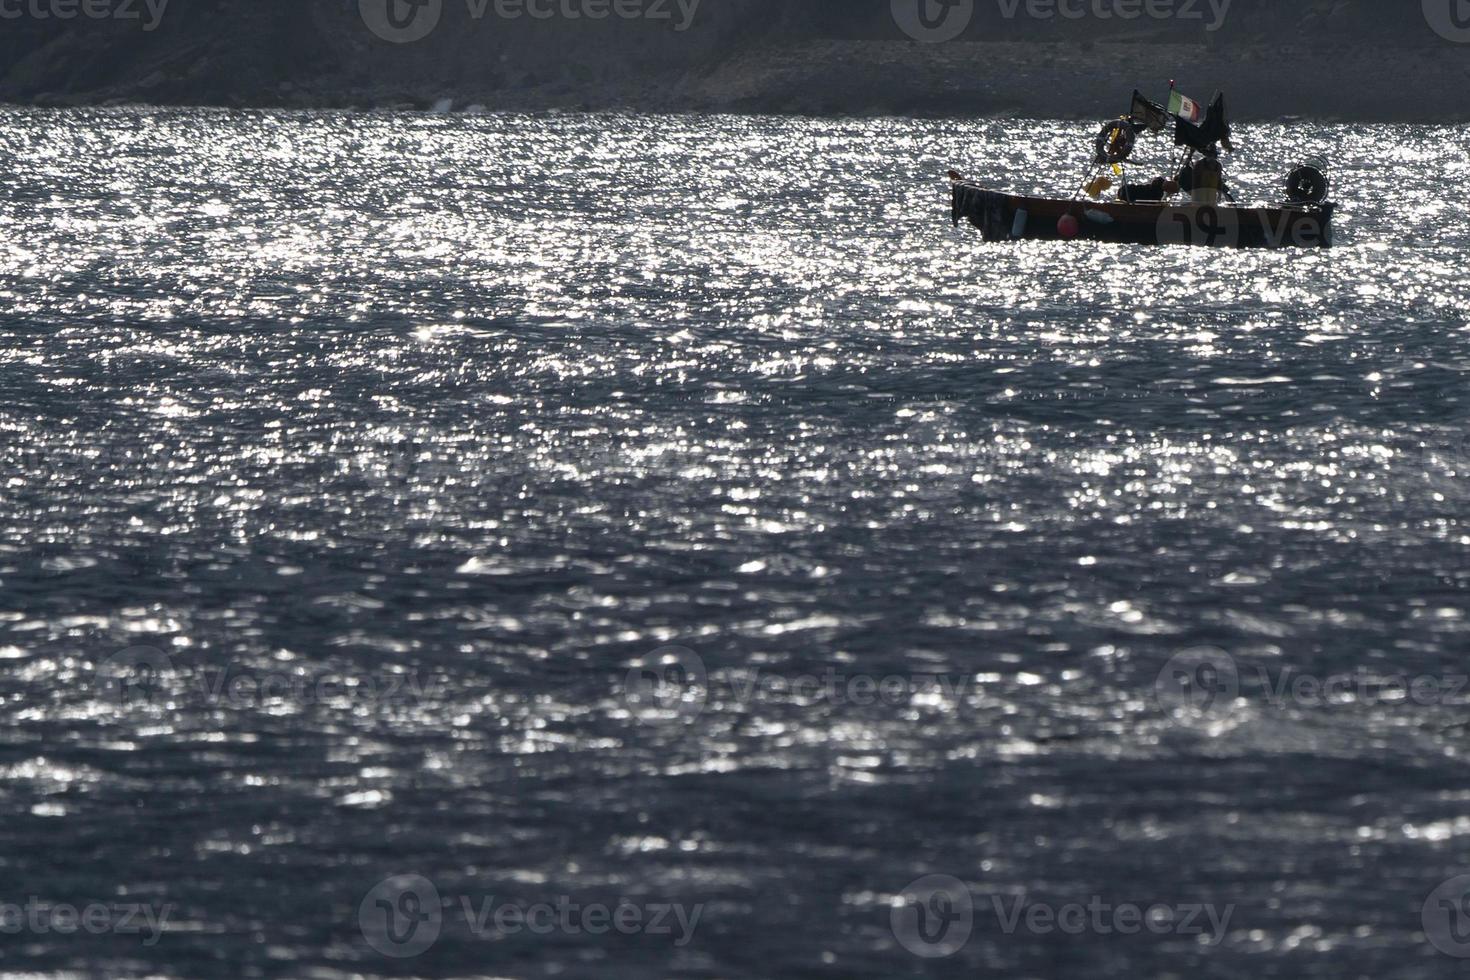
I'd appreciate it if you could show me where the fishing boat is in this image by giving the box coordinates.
[949,88,1335,249]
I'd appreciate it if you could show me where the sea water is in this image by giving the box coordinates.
[1,108,1469,977]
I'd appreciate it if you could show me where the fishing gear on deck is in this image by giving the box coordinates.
[945,80,1335,248]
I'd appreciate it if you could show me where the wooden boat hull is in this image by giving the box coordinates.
[951,183,1334,249]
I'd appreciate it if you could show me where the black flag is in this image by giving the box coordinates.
[1130,90,1169,133]
[1214,92,1234,152]
[1175,92,1233,152]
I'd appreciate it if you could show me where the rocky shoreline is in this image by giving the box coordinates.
[2,3,1468,122]
[683,41,1470,122]
[11,41,1470,124]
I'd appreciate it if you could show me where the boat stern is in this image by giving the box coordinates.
[951,181,1015,241]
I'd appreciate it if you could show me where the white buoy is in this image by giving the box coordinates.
[1011,209,1029,239]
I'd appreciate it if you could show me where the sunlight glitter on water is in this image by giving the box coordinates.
[0,108,1469,978]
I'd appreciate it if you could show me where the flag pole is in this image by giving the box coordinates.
[1163,80,1187,200]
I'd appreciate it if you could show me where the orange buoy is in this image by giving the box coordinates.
[1057,214,1080,240]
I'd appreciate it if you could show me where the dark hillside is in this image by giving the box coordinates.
[1,0,1466,119]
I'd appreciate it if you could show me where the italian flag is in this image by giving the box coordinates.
[1169,90,1204,124]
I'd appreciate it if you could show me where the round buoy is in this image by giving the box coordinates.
[1057,214,1080,240]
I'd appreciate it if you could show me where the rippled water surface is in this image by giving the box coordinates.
[2,108,1470,978]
